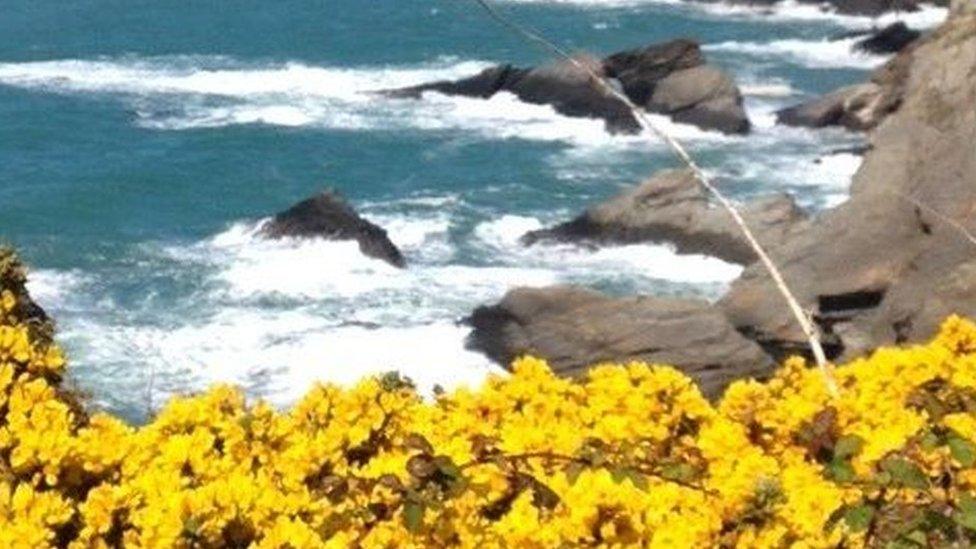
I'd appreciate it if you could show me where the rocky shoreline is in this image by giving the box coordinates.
[465,0,976,396]
[144,0,973,399]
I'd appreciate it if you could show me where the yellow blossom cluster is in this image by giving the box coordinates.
[1,248,976,547]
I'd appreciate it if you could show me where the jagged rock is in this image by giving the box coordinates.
[465,285,772,399]
[505,56,642,134]
[853,22,922,54]
[522,169,807,265]
[387,65,524,100]
[722,7,976,361]
[602,39,704,104]
[260,191,406,268]
[383,39,749,135]
[825,0,924,15]
[776,83,889,130]
[776,22,925,132]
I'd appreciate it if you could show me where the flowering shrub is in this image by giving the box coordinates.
[1,247,976,547]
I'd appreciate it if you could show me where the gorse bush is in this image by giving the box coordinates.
[2,248,976,548]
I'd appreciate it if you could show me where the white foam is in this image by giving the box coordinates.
[695,1,946,28]
[473,216,743,284]
[0,57,491,98]
[495,0,947,29]
[473,215,545,247]
[0,56,731,147]
[24,269,87,309]
[68,309,501,407]
[174,221,405,300]
[741,81,798,97]
[39,203,746,413]
[706,37,887,69]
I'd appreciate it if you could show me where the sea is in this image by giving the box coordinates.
[0,0,948,421]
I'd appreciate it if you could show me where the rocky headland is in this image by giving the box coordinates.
[466,1,976,396]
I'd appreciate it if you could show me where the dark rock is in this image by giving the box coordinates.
[689,0,931,16]
[385,65,525,100]
[853,22,922,54]
[465,285,773,399]
[382,39,749,135]
[260,190,406,268]
[523,169,807,265]
[824,0,922,15]
[722,7,976,361]
[505,56,641,134]
[603,39,704,105]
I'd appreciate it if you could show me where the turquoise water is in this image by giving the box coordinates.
[0,0,946,420]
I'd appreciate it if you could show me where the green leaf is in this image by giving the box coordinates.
[826,458,857,483]
[903,529,928,546]
[955,493,976,531]
[402,501,425,533]
[919,430,941,451]
[611,467,627,484]
[834,435,864,459]
[948,435,976,467]
[660,463,696,483]
[882,458,929,490]
[626,470,650,492]
[435,456,462,480]
[842,504,874,533]
[959,493,976,514]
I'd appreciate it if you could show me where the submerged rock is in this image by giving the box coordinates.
[522,169,807,265]
[465,285,772,399]
[384,39,749,136]
[260,190,405,268]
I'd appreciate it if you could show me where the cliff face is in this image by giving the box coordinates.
[721,6,976,360]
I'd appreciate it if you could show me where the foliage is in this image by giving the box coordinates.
[2,248,976,547]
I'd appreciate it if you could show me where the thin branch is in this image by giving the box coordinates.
[469,0,838,396]
[459,451,717,494]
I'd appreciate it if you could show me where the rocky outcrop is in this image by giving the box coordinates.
[465,286,772,399]
[852,22,922,54]
[776,25,921,131]
[385,39,749,135]
[722,6,976,361]
[776,83,892,130]
[466,7,975,391]
[522,169,807,265]
[260,191,406,268]
[646,66,752,134]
